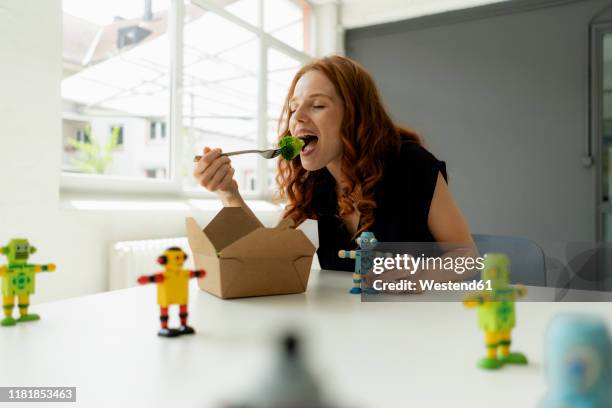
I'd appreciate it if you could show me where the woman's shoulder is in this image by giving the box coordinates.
[389,139,447,180]
[398,138,437,161]
[373,138,447,228]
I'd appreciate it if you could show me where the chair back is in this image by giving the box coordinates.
[472,234,546,286]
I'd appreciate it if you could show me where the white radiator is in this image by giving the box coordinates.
[109,237,194,290]
[108,220,320,291]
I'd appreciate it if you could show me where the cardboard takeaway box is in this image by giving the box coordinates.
[185,207,316,299]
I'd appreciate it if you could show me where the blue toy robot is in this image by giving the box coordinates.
[540,314,612,408]
[338,231,379,294]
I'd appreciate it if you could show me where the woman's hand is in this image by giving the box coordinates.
[193,147,238,200]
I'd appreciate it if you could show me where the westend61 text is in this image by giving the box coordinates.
[372,279,493,292]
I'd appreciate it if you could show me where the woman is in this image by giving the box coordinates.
[193,55,475,281]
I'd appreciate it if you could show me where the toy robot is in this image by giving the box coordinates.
[0,238,55,326]
[338,231,379,294]
[463,253,527,369]
[137,247,206,338]
[540,314,612,408]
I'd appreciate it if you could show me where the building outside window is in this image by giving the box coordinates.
[61,0,312,195]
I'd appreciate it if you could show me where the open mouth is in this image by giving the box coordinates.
[298,135,318,154]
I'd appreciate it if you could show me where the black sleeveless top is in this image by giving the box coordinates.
[311,140,447,271]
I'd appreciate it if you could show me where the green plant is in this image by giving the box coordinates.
[68,126,121,174]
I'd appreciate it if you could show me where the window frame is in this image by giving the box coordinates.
[60,0,313,200]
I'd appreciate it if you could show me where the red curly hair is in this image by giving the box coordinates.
[276,55,421,238]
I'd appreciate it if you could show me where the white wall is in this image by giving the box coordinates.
[312,1,511,56]
[314,1,344,56]
[0,0,282,303]
[340,0,509,29]
[0,0,63,300]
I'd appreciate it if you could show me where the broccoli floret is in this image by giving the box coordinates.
[278,135,305,160]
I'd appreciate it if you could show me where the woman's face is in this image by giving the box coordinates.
[288,70,344,171]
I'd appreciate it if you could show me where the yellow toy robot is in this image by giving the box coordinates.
[137,247,206,337]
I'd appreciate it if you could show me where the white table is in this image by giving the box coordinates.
[1,268,611,408]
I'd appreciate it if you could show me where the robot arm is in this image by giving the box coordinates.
[137,273,164,285]
[34,264,56,273]
[338,250,357,260]
[463,293,485,308]
[512,285,527,299]
[189,269,206,279]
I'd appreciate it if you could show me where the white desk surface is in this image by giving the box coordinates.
[1,268,612,408]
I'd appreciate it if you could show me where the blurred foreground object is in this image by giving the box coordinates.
[227,333,330,408]
[540,314,612,408]
[463,253,527,369]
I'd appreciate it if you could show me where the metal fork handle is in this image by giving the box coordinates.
[193,149,269,162]
[222,149,264,157]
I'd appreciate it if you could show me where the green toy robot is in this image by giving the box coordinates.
[463,253,527,369]
[0,239,55,326]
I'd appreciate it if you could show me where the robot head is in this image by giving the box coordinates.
[544,314,611,396]
[356,231,378,250]
[157,247,188,268]
[1,239,36,265]
[481,253,509,289]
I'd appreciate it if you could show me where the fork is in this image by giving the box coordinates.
[193,148,281,162]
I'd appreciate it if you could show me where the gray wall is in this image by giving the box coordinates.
[345,0,611,249]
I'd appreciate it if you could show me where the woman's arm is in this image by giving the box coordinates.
[428,172,473,245]
[424,172,480,281]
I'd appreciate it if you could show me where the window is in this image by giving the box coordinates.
[150,122,156,140]
[182,5,259,192]
[202,0,312,52]
[61,0,312,195]
[266,48,302,193]
[149,120,167,140]
[76,129,90,144]
[144,167,167,178]
[110,125,124,146]
[62,0,171,179]
[117,25,152,49]
[63,119,90,149]
[264,0,312,53]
